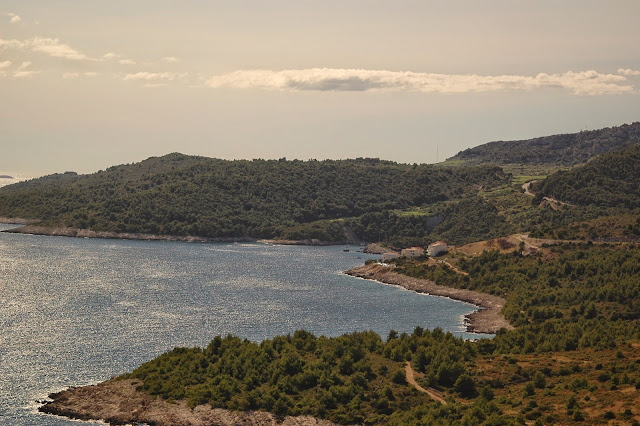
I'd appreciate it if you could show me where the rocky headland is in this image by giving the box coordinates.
[39,378,336,426]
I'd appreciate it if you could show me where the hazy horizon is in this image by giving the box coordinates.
[2,1,640,177]
[0,117,638,182]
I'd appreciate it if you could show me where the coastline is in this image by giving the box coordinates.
[3,225,258,243]
[39,378,335,426]
[345,263,513,334]
[2,224,356,246]
[0,217,39,225]
[258,238,351,246]
[361,242,389,254]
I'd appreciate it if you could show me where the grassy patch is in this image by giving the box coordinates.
[511,175,547,185]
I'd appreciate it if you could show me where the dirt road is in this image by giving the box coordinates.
[404,362,447,404]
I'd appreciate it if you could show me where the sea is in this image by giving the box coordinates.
[0,223,485,425]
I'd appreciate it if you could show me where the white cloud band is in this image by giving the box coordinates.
[122,72,181,81]
[206,68,633,95]
[0,37,94,61]
[619,68,640,76]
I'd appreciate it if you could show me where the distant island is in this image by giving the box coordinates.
[0,175,13,179]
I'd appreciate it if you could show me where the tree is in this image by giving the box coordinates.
[454,374,477,398]
[533,371,546,389]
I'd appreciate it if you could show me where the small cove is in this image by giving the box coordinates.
[0,223,486,425]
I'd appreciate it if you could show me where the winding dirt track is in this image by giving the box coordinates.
[404,362,447,404]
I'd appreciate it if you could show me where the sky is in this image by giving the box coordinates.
[1,1,640,177]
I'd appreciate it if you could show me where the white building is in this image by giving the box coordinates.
[427,241,448,257]
[401,247,424,258]
[381,252,400,261]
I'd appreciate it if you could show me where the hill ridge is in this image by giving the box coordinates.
[448,121,640,166]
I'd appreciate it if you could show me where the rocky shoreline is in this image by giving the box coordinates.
[361,243,389,254]
[39,378,335,426]
[3,225,259,243]
[345,263,513,334]
[258,238,351,246]
[2,224,361,247]
[0,217,39,225]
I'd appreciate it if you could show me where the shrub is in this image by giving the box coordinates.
[533,371,546,389]
[392,369,406,385]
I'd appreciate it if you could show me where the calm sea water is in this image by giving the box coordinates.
[0,223,483,425]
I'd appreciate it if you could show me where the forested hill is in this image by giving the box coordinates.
[0,153,507,240]
[532,143,640,209]
[447,122,640,166]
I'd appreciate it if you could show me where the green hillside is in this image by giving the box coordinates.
[111,243,640,425]
[533,144,640,209]
[0,153,508,241]
[447,122,640,167]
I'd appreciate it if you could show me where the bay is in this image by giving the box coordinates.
[0,223,484,425]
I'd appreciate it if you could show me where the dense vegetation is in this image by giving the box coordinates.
[396,244,640,351]
[348,197,515,247]
[539,213,640,241]
[448,122,640,166]
[124,243,640,424]
[126,329,482,425]
[0,154,508,242]
[533,144,640,209]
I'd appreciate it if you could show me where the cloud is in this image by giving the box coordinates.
[122,71,181,81]
[7,12,21,24]
[13,61,40,78]
[618,68,640,76]
[0,38,25,49]
[0,60,11,69]
[0,37,95,61]
[29,37,95,60]
[103,53,135,64]
[14,70,40,77]
[533,70,631,95]
[162,56,179,63]
[205,68,634,96]
[63,71,100,79]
